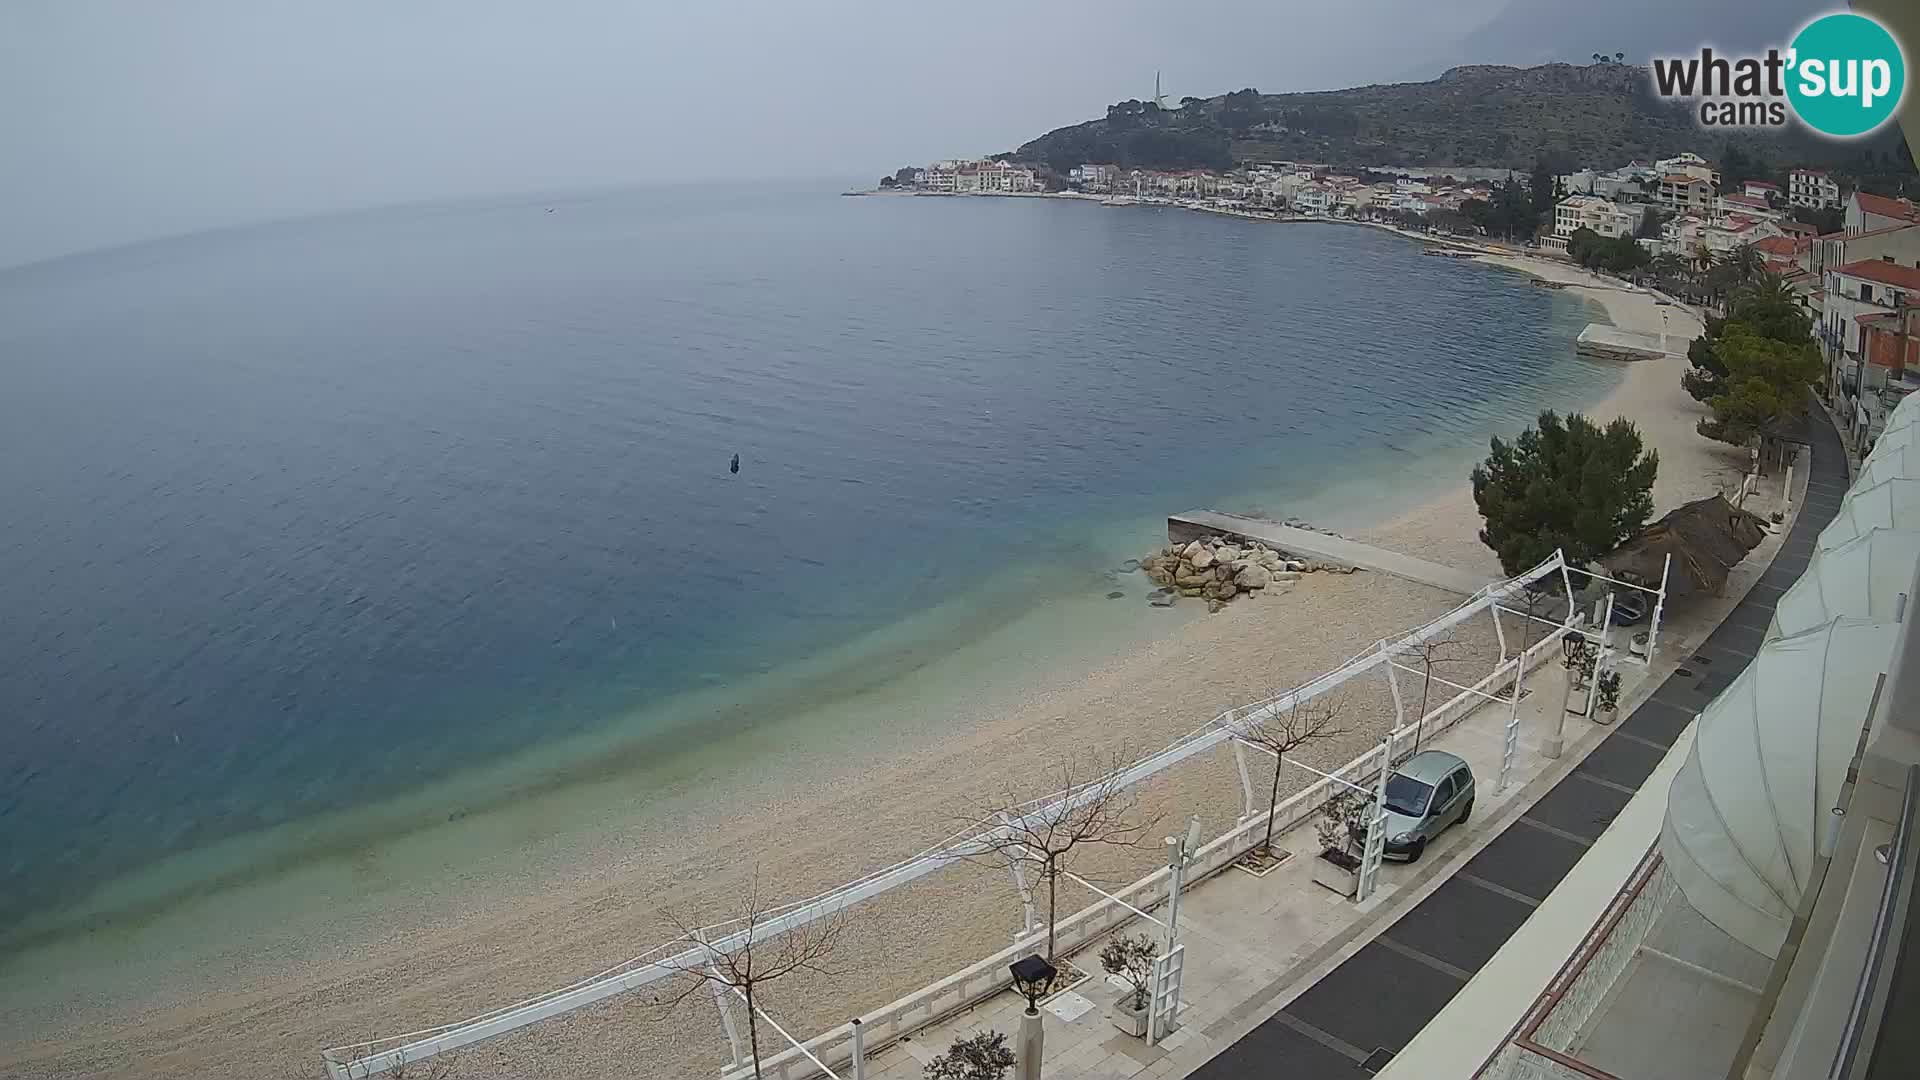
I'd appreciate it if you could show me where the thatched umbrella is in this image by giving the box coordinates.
[1602,494,1769,598]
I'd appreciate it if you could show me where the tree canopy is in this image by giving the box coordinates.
[1566,227,1651,273]
[1471,411,1659,576]
[1684,271,1812,407]
[1696,324,1822,445]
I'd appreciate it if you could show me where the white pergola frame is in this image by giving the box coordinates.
[321,551,1582,1080]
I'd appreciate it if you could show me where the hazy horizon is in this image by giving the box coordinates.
[2,0,1818,268]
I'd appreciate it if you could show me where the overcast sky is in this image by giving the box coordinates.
[0,0,1809,267]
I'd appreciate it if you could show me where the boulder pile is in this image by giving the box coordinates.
[1138,535,1355,612]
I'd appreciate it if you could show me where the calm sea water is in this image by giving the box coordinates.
[0,186,1612,939]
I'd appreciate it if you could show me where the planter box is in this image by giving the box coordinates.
[1111,994,1150,1037]
[1310,851,1359,898]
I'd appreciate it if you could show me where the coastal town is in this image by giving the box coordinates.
[878,149,1919,473]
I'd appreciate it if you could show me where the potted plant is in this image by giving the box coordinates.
[926,1030,1016,1080]
[1594,669,1622,724]
[1310,789,1363,898]
[1098,934,1159,1037]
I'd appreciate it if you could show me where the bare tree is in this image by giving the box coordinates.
[1229,692,1348,860]
[956,751,1160,965]
[1405,632,1474,752]
[651,872,850,1080]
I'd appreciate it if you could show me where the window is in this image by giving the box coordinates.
[1863,284,1876,303]
[1383,774,1434,817]
[1430,776,1456,810]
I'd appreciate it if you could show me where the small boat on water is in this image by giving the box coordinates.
[1100,196,1138,207]
[1421,248,1480,259]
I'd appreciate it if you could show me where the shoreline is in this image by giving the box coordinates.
[0,210,1722,1080]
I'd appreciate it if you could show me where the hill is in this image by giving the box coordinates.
[1012,61,1895,175]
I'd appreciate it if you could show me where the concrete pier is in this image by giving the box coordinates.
[1575,323,1671,362]
[1167,510,1492,596]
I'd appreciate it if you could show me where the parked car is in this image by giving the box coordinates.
[1350,750,1475,862]
[1609,592,1649,626]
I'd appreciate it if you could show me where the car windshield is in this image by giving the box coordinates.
[1383,774,1435,817]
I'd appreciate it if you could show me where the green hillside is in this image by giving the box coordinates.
[1014,62,1900,174]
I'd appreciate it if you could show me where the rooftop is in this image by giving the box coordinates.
[1834,258,1920,290]
[1856,191,1920,222]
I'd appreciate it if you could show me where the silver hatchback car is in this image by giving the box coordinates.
[1352,750,1475,861]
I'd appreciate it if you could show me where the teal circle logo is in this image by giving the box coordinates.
[1787,13,1906,137]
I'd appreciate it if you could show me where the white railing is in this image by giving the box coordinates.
[727,613,1578,1080]
[326,552,1575,1079]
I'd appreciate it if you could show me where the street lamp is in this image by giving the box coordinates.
[1008,955,1055,1080]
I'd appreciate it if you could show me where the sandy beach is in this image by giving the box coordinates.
[0,246,1748,1080]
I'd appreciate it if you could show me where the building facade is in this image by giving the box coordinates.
[1657,174,1715,215]
[1790,167,1842,209]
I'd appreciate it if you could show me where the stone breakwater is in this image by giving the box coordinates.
[1137,534,1356,612]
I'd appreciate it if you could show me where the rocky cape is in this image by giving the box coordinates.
[1138,535,1356,613]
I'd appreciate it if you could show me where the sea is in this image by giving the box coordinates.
[0,185,1616,952]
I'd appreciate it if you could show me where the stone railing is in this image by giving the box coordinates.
[1481,848,1674,1080]
[727,628,1573,1080]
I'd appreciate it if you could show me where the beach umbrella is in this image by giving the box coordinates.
[1769,526,1920,638]
[1661,617,1897,957]
[1818,477,1920,550]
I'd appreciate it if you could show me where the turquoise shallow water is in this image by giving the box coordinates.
[0,187,1614,943]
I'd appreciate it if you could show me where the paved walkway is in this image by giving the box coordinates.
[1189,411,1847,1079]
[1167,511,1490,596]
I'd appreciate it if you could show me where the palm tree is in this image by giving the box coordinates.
[1692,242,1716,274]
[1652,252,1688,285]
[1726,242,1765,282]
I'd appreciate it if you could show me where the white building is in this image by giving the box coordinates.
[1293,184,1335,214]
[1657,173,1715,215]
[1068,164,1116,191]
[1847,190,1920,235]
[1545,194,1646,251]
[1790,167,1842,210]
[1715,192,1785,222]
[1655,152,1718,184]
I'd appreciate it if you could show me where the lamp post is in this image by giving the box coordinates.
[1009,955,1056,1080]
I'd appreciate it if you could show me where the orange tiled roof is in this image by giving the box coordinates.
[1855,192,1920,222]
[1833,258,1920,290]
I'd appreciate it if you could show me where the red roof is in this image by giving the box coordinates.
[1662,173,1709,185]
[1745,181,1781,190]
[1833,258,1920,290]
[1753,236,1803,256]
[1854,192,1920,222]
[1779,221,1817,236]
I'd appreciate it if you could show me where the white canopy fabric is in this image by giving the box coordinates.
[1855,443,1920,489]
[1818,478,1920,551]
[1767,526,1920,638]
[1661,618,1898,957]
[1868,418,1920,460]
[1877,388,1920,435]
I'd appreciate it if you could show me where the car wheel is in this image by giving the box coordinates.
[1458,798,1473,825]
[1406,837,1427,862]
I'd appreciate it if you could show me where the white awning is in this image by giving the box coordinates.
[1855,443,1920,488]
[1879,387,1920,434]
[1818,478,1920,551]
[1660,618,1898,957]
[1868,419,1920,459]
[1768,526,1920,638]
